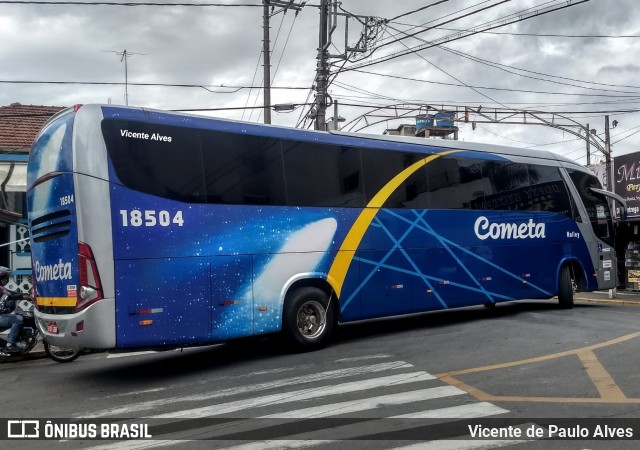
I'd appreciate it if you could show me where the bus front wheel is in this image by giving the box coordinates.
[558,265,574,309]
[283,287,335,351]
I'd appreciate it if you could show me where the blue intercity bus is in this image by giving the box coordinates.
[27,104,625,352]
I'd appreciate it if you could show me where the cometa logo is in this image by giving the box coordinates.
[474,216,546,240]
[34,260,73,282]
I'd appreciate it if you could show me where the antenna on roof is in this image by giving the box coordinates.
[103,49,146,106]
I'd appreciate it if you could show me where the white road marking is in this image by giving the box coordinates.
[218,407,513,450]
[83,360,412,418]
[392,402,508,419]
[261,386,465,419]
[151,371,438,418]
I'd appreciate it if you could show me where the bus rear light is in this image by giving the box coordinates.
[71,321,85,337]
[76,242,103,312]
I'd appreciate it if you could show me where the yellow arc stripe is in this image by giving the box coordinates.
[327,150,459,297]
[36,297,77,307]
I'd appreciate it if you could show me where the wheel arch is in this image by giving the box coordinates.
[281,274,340,325]
[556,257,587,293]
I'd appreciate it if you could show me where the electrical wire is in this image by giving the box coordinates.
[386,0,451,23]
[349,69,640,99]
[0,79,308,90]
[437,45,640,91]
[1,1,262,6]
[338,0,590,74]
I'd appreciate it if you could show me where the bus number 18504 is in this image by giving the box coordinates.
[119,210,184,227]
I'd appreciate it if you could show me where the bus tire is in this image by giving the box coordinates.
[558,265,574,309]
[44,342,81,363]
[283,287,335,351]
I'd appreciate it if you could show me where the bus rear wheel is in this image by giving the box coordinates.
[283,287,335,351]
[44,342,81,363]
[558,265,574,309]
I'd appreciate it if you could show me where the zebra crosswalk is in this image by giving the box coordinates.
[84,356,533,449]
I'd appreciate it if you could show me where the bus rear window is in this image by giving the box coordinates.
[28,111,75,189]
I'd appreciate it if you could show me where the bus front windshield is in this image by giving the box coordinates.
[567,169,613,246]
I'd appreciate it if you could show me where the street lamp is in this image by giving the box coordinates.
[326,115,345,131]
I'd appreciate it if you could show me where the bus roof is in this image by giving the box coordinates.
[331,129,580,167]
[76,104,583,170]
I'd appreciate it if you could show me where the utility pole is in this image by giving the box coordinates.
[261,1,303,124]
[314,0,330,131]
[605,115,611,191]
[262,1,272,124]
[586,123,591,166]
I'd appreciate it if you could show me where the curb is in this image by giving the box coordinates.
[575,297,640,307]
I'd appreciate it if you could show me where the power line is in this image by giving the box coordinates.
[241,48,263,121]
[350,68,640,99]
[378,0,499,47]
[327,100,640,116]
[376,0,510,52]
[338,0,591,74]
[1,1,263,6]
[382,26,508,109]
[171,102,312,112]
[0,79,309,91]
[433,27,640,38]
[386,0,451,23]
[437,45,640,91]
[475,125,539,145]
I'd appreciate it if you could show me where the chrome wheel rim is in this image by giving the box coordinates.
[296,300,326,339]
[48,345,78,360]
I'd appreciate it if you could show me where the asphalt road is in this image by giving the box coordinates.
[3,298,640,449]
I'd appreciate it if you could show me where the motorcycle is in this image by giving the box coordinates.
[0,296,40,358]
[0,295,81,363]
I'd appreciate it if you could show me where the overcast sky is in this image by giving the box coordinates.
[2,0,640,164]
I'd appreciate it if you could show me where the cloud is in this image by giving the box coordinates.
[1,0,640,160]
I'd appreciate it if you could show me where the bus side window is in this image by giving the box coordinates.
[526,164,574,217]
[200,131,286,206]
[104,120,206,203]
[426,157,486,210]
[282,141,365,208]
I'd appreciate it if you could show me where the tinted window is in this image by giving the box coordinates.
[283,141,365,207]
[526,165,573,216]
[567,169,613,245]
[427,157,486,209]
[201,131,286,205]
[28,111,75,188]
[361,150,424,207]
[103,120,206,202]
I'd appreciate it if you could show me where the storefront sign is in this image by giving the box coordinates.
[614,151,640,218]
[628,269,640,283]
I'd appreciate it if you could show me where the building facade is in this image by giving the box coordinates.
[0,103,64,292]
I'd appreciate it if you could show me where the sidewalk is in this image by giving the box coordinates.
[576,289,640,306]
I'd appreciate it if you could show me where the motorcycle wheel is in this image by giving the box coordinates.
[23,334,39,354]
[44,342,81,363]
